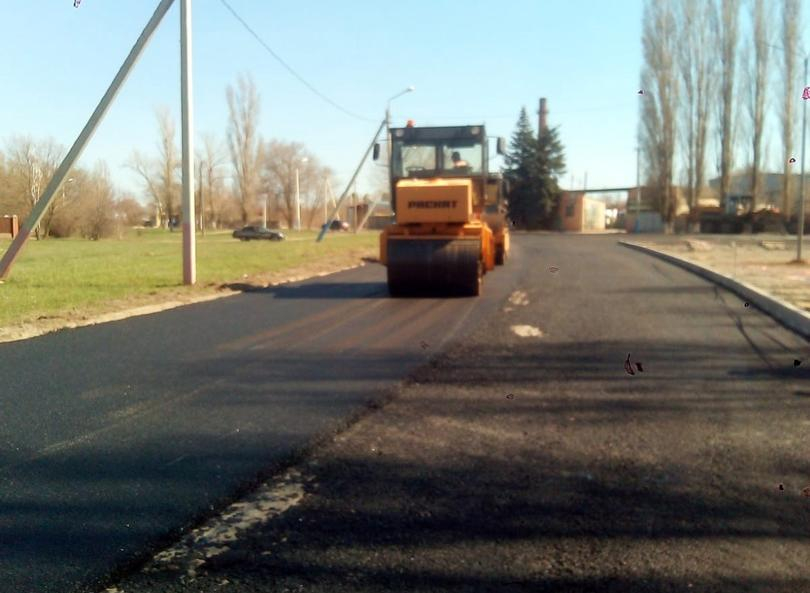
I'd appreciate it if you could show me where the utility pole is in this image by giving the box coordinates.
[316,118,387,242]
[323,178,328,226]
[317,86,411,242]
[352,184,358,231]
[180,0,195,285]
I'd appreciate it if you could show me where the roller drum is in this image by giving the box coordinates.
[387,238,481,296]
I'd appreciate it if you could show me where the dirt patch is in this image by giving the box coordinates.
[0,253,373,345]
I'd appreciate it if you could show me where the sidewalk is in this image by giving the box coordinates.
[626,234,810,314]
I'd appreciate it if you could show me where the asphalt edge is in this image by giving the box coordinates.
[619,240,810,341]
[93,345,462,593]
[0,261,370,346]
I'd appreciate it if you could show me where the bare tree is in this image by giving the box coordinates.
[115,194,147,227]
[745,0,771,208]
[197,134,228,230]
[780,0,800,218]
[641,0,679,231]
[156,107,180,227]
[47,168,90,237]
[79,162,118,240]
[677,0,717,212]
[128,107,180,228]
[4,136,65,239]
[260,140,311,229]
[304,164,333,229]
[226,74,262,224]
[715,0,741,211]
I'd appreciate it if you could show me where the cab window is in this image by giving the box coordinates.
[441,144,483,174]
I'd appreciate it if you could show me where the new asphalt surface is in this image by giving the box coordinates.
[2,233,809,592]
[0,238,518,593]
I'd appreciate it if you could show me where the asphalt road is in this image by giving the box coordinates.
[2,233,809,592]
[114,232,810,593]
[0,240,519,593]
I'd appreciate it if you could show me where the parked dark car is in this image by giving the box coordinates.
[322,220,350,232]
[232,226,286,241]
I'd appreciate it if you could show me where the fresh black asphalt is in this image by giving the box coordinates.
[0,240,518,593]
[1,233,808,592]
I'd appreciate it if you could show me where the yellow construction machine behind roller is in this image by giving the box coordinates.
[375,124,509,296]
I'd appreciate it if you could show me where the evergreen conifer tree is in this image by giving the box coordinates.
[504,108,539,229]
[505,107,566,229]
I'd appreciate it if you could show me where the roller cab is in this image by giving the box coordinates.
[375,124,506,297]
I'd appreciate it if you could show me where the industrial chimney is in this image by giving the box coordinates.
[538,98,548,137]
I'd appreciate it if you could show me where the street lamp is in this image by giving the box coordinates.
[635,145,641,233]
[386,85,415,133]
[634,89,645,234]
[294,157,309,231]
[796,55,808,262]
[61,177,74,201]
[260,192,269,230]
[385,86,415,206]
[766,41,808,262]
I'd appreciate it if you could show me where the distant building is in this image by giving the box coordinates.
[558,192,605,232]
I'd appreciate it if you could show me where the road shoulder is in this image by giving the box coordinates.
[620,239,810,340]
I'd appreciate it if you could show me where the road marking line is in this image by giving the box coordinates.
[508,290,529,306]
[511,325,544,338]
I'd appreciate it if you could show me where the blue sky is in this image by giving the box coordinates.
[2,0,790,203]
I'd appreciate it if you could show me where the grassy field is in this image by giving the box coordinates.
[0,228,379,328]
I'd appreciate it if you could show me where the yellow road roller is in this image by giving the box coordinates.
[375,124,509,296]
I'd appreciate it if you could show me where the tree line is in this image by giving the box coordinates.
[0,137,138,239]
[641,0,802,230]
[0,73,336,239]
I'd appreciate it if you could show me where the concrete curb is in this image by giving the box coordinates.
[620,240,810,341]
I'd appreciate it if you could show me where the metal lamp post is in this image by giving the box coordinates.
[180,0,195,284]
[625,145,641,232]
[796,55,808,263]
[385,86,415,219]
[61,177,74,201]
[294,157,309,231]
[385,86,415,137]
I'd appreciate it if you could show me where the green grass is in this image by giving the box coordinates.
[0,229,379,327]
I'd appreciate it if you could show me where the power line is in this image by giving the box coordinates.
[218,0,377,123]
